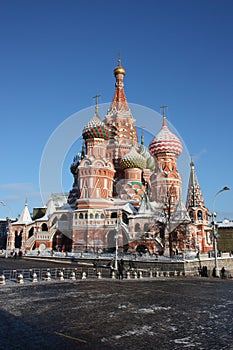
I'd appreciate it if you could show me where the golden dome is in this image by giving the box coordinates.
[114,58,126,76]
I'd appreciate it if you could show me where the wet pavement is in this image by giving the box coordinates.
[0,257,232,350]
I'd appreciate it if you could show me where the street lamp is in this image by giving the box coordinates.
[114,208,120,271]
[212,186,230,277]
[0,201,13,255]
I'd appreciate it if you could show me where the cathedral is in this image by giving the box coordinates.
[7,60,213,257]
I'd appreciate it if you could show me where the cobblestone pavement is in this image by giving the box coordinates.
[0,258,232,350]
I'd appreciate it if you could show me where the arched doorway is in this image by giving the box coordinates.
[107,229,129,253]
[107,230,116,253]
[136,244,147,254]
[15,230,22,249]
[52,231,72,252]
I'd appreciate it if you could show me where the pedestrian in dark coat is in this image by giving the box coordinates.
[118,259,124,279]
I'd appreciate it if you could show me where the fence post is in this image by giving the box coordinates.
[17,274,24,284]
[45,271,51,281]
[70,271,76,280]
[58,271,64,281]
[0,275,5,285]
[32,273,38,283]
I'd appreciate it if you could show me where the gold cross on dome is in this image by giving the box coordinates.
[160,105,168,117]
[118,52,121,66]
[93,94,101,113]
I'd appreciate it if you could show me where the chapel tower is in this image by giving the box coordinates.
[75,104,115,209]
[149,113,183,215]
[186,161,211,252]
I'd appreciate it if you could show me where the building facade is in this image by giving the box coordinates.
[7,60,213,257]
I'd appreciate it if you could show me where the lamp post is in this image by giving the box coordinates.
[114,209,120,271]
[0,201,13,256]
[212,186,230,277]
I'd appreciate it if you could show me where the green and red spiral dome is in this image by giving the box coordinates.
[82,114,109,140]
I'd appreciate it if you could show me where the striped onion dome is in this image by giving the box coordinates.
[139,144,155,170]
[82,113,109,140]
[120,146,146,170]
[149,117,182,156]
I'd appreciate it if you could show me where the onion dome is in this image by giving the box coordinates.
[82,113,109,140]
[120,146,146,170]
[114,58,126,76]
[149,116,182,156]
[139,144,155,170]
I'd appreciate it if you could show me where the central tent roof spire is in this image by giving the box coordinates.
[106,56,131,117]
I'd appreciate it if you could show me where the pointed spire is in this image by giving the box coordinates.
[17,200,32,224]
[138,186,154,214]
[168,201,191,232]
[186,161,205,208]
[141,127,145,145]
[81,141,85,159]
[107,57,131,117]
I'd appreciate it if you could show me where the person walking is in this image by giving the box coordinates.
[118,259,124,280]
[221,266,225,279]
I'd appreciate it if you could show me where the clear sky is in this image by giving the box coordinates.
[0,0,232,220]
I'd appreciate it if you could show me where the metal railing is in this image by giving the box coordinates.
[0,266,190,285]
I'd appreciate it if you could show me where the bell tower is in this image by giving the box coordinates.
[105,58,138,182]
[149,109,182,212]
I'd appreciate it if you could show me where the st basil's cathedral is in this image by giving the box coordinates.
[7,60,213,257]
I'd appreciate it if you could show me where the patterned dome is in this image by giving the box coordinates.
[120,146,146,170]
[149,117,182,156]
[82,114,109,140]
[139,144,155,170]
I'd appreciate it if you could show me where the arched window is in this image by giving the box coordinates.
[85,213,88,219]
[41,223,48,231]
[90,213,93,219]
[122,212,128,225]
[79,213,83,219]
[197,210,203,220]
[101,213,105,219]
[135,223,141,232]
[111,212,117,218]
[144,223,150,232]
[95,213,99,219]
[189,210,194,223]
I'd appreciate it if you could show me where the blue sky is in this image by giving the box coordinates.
[0,0,232,219]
